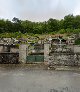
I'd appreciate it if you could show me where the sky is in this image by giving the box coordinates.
[0,0,80,22]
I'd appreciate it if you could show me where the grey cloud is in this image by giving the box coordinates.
[16,0,75,21]
[0,0,79,21]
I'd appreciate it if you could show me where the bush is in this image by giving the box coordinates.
[75,38,80,45]
[58,29,66,34]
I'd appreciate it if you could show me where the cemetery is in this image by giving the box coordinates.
[0,34,80,69]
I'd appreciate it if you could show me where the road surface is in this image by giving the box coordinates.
[0,69,80,92]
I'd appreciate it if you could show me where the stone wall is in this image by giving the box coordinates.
[73,45,80,53]
[0,53,19,64]
[10,48,19,53]
[0,43,80,65]
[48,45,80,66]
[49,53,80,66]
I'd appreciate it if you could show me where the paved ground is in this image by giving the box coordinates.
[0,69,80,92]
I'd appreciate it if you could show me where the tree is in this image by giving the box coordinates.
[47,18,60,33]
[0,19,6,33]
[63,14,74,29]
[73,15,80,29]
[12,17,24,33]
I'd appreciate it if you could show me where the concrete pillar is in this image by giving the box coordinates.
[0,46,3,53]
[3,46,10,52]
[44,43,50,63]
[19,44,28,63]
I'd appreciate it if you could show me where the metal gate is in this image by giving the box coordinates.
[26,55,44,63]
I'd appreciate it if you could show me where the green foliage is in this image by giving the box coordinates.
[0,14,80,35]
[63,14,74,29]
[75,39,80,45]
[58,29,66,34]
[47,18,60,32]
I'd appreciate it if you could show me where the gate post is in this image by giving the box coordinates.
[44,43,50,64]
[19,44,28,64]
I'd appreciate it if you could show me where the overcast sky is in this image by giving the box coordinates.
[0,0,80,21]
